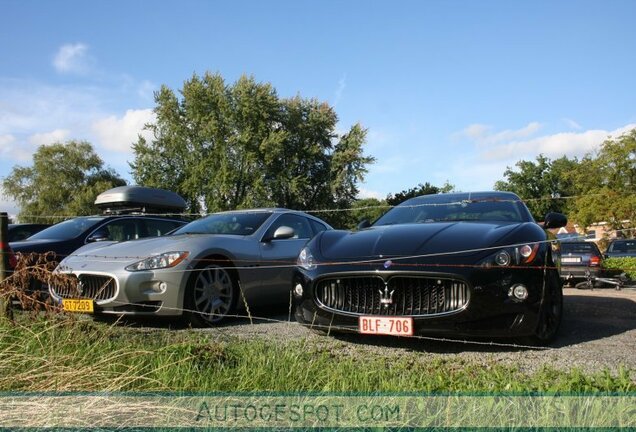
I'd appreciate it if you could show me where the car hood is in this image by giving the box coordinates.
[62,234,242,266]
[318,221,529,261]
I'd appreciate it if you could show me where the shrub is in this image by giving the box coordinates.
[603,257,636,279]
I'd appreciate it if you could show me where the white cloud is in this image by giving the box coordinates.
[0,134,15,150]
[28,129,70,146]
[461,123,491,140]
[137,80,157,101]
[563,118,582,130]
[91,109,156,153]
[53,43,91,74]
[333,74,346,106]
[0,134,32,162]
[456,122,542,145]
[357,187,384,200]
[0,196,19,219]
[481,123,636,161]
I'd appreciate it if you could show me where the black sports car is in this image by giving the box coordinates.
[293,191,567,344]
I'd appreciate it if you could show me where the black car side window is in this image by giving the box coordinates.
[143,219,184,237]
[310,219,328,236]
[102,219,139,242]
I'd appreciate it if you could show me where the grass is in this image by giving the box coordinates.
[0,314,633,393]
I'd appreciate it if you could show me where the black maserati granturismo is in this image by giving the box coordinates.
[293,191,567,345]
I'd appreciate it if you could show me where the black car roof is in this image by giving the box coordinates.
[402,191,522,206]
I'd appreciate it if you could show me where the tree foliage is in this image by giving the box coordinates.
[130,73,374,227]
[339,198,390,229]
[494,155,579,220]
[568,129,636,230]
[1,140,126,222]
[385,182,454,207]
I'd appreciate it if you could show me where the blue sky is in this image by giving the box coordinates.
[2,0,636,214]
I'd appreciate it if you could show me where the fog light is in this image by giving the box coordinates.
[509,284,528,301]
[294,283,304,297]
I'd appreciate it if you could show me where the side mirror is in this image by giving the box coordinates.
[357,219,371,230]
[264,226,295,242]
[87,229,109,242]
[543,212,567,229]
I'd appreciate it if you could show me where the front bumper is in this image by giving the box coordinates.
[294,264,553,338]
[50,266,189,316]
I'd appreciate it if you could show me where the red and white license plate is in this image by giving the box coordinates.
[358,316,413,336]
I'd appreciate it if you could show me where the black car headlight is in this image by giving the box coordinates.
[125,251,189,272]
[297,247,317,270]
[480,243,540,268]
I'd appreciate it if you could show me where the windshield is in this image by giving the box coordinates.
[561,242,600,254]
[27,217,106,241]
[172,212,271,236]
[608,240,636,253]
[374,195,531,226]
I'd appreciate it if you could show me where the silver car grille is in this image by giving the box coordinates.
[315,275,470,317]
[53,274,117,301]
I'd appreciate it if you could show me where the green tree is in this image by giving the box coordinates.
[494,155,578,220]
[568,129,636,231]
[335,197,390,229]
[1,140,126,222]
[131,72,374,226]
[385,182,454,206]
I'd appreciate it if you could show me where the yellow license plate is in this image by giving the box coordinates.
[62,299,94,313]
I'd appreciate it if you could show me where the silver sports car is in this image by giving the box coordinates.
[51,209,331,325]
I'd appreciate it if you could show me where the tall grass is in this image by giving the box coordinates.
[0,315,632,393]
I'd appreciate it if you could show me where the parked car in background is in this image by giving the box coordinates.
[1,240,17,272]
[51,209,332,326]
[604,239,636,258]
[10,186,188,263]
[294,191,567,345]
[8,224,51,242]
[559,241,604,285]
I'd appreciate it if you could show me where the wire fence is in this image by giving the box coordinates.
[2,198,636,353]
[7,191,633,220]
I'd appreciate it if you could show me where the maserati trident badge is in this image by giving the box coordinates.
[379,284,395,307]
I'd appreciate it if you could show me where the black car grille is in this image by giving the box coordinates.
[54,274,117,301]
[315,276,470,316]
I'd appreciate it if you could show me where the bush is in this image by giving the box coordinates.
[603,257,636,279]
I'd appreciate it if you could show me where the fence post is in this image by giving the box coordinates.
[0,212,9,318]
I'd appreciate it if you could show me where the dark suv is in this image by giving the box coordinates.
[10,186,189,262]
[10,215,187,262]
[559,241,604,285]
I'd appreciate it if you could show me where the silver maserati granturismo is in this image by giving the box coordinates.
[51,209,331,325]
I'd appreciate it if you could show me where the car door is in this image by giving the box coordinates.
[258,213,314,303]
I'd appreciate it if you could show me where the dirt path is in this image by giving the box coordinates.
[197,288,636,375]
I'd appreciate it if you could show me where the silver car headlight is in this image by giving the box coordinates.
[125,251,190,272]
[297,247,317,270]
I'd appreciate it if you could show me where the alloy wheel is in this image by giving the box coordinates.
[191,264,235,324]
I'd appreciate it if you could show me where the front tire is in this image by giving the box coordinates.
[530,273,563,345]
[184,264,238,327]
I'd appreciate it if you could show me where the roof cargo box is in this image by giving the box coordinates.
[95,186,187,214]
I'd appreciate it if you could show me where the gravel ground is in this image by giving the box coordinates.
[189,287,636,376]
